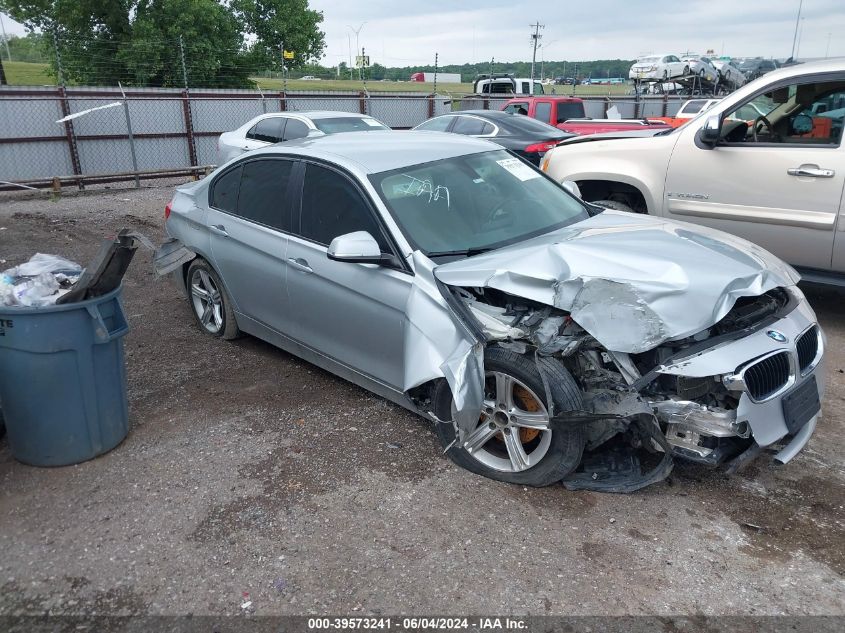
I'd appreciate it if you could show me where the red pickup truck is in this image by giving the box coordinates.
[501,96,671,135]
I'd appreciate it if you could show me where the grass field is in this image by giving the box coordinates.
[3,61,632,96]
[253,76,632,96]
[3,61,54,86]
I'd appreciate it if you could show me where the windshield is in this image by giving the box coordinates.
[313,117,389,133]
[639,56,660,63]
[369,150,588,256]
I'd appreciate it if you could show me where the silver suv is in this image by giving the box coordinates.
[161,131,825,491]
[543,59,845,284]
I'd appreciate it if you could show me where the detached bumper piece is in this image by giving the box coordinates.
[561,414,674,493]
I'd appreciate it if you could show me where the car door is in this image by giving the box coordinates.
[284,161,412,388]
[206,157,295,331]
[664,74,845,272]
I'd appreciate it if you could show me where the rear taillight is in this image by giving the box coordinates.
[165,201,172,220]
[524,141,559,153]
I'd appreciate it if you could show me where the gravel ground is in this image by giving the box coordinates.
[0,184,843,617]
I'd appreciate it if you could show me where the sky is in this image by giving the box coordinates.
[2,0,843,66]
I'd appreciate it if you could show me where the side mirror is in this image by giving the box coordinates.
[327,231,392,265]
[561,180,582,199]
[698,115,722,146]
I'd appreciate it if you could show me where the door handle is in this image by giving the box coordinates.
[287,257,313,273]
[787,165,835,178]
[209,224,229,236]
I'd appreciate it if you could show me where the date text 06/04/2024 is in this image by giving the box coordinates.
[307,617,528,630]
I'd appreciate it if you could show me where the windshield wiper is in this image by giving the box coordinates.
[426,246,493,259]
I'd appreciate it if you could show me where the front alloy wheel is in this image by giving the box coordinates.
[463,372,553,473]
[435,347,585,486]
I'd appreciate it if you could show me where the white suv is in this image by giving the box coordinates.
[543,59,845,283]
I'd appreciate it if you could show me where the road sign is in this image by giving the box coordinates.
[283,50,294,60]
[355,55,370,68]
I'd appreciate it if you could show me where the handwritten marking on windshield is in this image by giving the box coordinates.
[399,175,450,208]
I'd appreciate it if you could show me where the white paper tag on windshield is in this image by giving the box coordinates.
[362,118,382,127]
[497,158,540,181]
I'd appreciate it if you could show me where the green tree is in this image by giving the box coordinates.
[368,62,385,81]
[0,0,325,87]
[232,0,325,71]
[2,33,50,62]
[123,0,250,87]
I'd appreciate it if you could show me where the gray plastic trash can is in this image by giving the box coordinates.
[0,285,130,466]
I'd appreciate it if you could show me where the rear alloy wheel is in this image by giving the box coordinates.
[435,347,584,487]
[187,259,240,339]
[683,65,690,76]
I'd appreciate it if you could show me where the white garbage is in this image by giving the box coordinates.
[1,253,83,307]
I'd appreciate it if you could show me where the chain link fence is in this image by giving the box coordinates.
[0,85,687,191]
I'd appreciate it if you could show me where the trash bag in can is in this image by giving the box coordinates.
[0,285,130,466]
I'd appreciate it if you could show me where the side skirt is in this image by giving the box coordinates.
[235,313,422,417]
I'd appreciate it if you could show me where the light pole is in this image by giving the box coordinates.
[795,16,806,59]
[0,12,12,62]
[529,22,544,88]
[347,22,366,80]
[790,0,803,60]
[346,33,353,79]
[540,39,560,82]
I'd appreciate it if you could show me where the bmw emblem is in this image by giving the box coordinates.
[766,330,788,343]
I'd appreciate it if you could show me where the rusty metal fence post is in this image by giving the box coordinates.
[181,88,198,172]
[57,86,84,190]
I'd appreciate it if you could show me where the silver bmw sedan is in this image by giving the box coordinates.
[160,131,825,491]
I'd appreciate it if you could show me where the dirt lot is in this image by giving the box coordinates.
[0,184,843,617]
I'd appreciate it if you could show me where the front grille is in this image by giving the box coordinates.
[744,351,791,401]
[796,326,819,372]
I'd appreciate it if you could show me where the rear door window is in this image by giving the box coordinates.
[234,159,294,231]
[246,117,285,143]
[283,119,310,141]
[210,166,242,212]
[533,101,552,123]
[452,116,488,135]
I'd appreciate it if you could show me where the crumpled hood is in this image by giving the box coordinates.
[433,210,800,354]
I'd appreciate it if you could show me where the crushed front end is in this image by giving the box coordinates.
[447,283,824,492]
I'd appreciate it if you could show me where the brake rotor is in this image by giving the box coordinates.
[513,384,542,443]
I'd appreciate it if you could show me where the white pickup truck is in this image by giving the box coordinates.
[542,59,845,283]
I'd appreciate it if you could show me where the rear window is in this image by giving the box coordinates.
[680,100,707,115]
[501,114,568,139]
[314,117,389,133]
[415,116,454,132]
[556,102,585,123]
